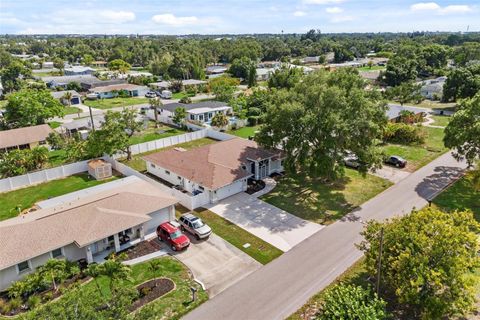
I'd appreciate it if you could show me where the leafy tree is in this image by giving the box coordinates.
[149,97,161,128]
[385,81,422,105]
[211,112,229,129]
[453,42,480,66]
[85,108,142,160]
[108,59,131,74]
[4,89,64,128]
[169,79,183,93]
[209,76,239,102]
[444,93,480,166]
[66,81,82,92]
[0,60,31,93]
[53,57,65,71]
[0,147,49,178]
[173,107,187,126]
[257,69,387,180]
[247,64,257,88]
[384,56,418,87]
[420,44,450,74]
[358,207,480,319]
[228,56,255,79]
[147,259,162,283]
[46,132,64,150]
[443,64,480,102]
[267,65,303,89]
[318,284,388,320]
[82,54,94,66]
[333,46,354,63]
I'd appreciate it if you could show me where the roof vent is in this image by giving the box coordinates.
[174,147,187,152]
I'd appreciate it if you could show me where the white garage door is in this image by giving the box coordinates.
[215,180,244,201]
[144,207,172,234]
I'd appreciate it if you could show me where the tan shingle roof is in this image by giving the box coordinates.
[143,138,282,190]
[0,124,52,149]
[90,83,146,93]
[0,191,177,270]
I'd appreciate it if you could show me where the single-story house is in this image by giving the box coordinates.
[41,75,126,90]
[51,90,82,105]
[42,61,54,69]
[143,138,285,204]
[61,115,105,136]
[89,83,149,99]
[256,68,276,81]
[386,104,427,122]
[0,124,53,152]
[301,56,321,64]
[91,61,107,68]
[149,79,207,91]
[206,65,228,75]
[158,101,233,124]
[420,77,446,100]
[64,66,96,76]
[0,176,177,291]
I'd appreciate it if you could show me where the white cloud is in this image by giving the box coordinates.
[330,15,354,23]
[97,10,136,23]
[410,2,473,14]
[151,13,199,26]
[303,0,345,4]
[293,11,307,17]
[326,7,344,14]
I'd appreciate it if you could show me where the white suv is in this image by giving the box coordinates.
[178,213,212,240]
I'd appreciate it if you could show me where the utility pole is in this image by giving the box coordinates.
[88,106,95,132]
[376,227,384,296]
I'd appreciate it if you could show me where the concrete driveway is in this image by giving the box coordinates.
[371,166,411,183]
[172,234,261,297]
[206,193,323,252]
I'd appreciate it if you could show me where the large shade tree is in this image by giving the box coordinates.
[358,207,480,319]
[257,68,388,180]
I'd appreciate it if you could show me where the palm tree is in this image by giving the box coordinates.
[149,97,162,128]
[62,91,73,107]
[211,112,229,130]
[29,147,49,170]
[99,259,132,295]
[147,259,162,286]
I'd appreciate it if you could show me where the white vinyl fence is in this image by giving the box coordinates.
[0,160,90,193]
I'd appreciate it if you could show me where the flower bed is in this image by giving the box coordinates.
[130,278,175,311]
[112,239,163,261]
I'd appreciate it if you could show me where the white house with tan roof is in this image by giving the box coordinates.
[0,176,177,291]
[88,83,149,99]
[143,138,285,206]
[0,124,53,152]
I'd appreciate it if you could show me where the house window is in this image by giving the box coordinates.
[199,186,204,191]
[17,261,30,273]
[190,114,195,121]
[51,248,63,258]
[165,170,170,175]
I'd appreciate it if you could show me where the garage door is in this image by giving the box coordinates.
[144,207,171,234]
[71,97,80,105]
[216,180,244,201]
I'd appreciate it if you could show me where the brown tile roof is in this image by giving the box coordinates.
[0,124,53,149]
[90,83,146,93]
[0,191,177,270]
[143,138,282,190]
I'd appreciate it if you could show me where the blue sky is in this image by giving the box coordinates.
[0,0,478,34]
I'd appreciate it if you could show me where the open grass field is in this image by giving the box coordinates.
[121,138,218,172]
[129,122,187,145]
[84,97,150,110]
[261,169,393,225]
[227,125,261,139]
[176,206,282,265]
[430,115,451,127]
[380,126,448,172]
[64,106,82,115]
[358,65,386,71]
[0,173,120,221]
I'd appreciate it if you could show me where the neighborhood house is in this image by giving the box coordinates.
[386,104,426,122]
[143,138,285,205]
[159,101,233,125]
[64,66,96,76]
[0,176,177,291]
[0,124,53,152]
[50,90,81,105]
[89,83,149,99]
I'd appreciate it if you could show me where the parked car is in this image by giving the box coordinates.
[344,154,361,169]
[179,213,212,240]
[145,91,157,98]
[159,90,172,99]
[384,155,407,168]
[156,222,190,251]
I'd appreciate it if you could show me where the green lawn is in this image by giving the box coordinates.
[430,115,451,127]
[0,173,120,221]
[261,169,393,225]
[84,97,150,110]
[21,257,207,320]
[48,121,62,129]
[129,122,187,145]
[172,92,195,100]
[358,65,386,71]
[379,126,448,171]
[64,106,82,115]
[121,138,218,172]
[176,206,283,264]
[228,125,261,139]
[389,100,457,111]
[433,170,480,221]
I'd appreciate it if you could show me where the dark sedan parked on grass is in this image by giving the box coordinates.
[384,155,407,168]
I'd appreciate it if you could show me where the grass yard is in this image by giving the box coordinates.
[261,169,393,225]
[358,65,386,71]
[380,126,448,171]
[22,257,207,320]
[228,125,261,139]
[121,138,218,172]
[172,92,195,100]
[48,121,62,129]
[84,97,150,110]
[390,100,457,111]
[0,173,120,221]
[47,149,69,167]
[432,170,480,221]
[430,115,451,127]
[64,106,82,115]
[129,122,187,145]
[176,206,283,264]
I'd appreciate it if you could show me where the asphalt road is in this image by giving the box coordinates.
[184,152,466,320]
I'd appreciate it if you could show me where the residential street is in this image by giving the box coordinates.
[184,151,467,320]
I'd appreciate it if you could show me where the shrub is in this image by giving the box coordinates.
[0,298,7,314]
[139,286,151,297]
[42,291,53,302]
[8,297,22,311]
[27,295,41,310]
[383,122,425,145]
[179,96,192,104]
[185,85,198,95]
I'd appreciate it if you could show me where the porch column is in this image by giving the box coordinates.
[255,162,260,180]
[113,234,121,252]
[139,225,145,240]
[86,246,93,264]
